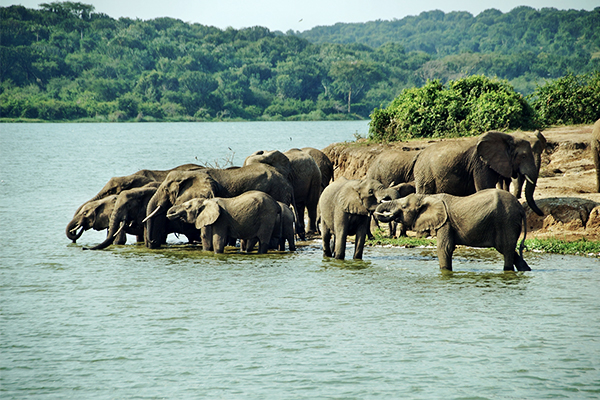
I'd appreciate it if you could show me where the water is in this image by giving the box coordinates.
[1,121,599,399]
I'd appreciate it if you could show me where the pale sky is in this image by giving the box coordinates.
[1,0,598,32]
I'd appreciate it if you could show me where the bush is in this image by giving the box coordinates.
[529,72,600,126]
[368,75,537,142]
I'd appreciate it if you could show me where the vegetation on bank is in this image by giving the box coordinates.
[366,233,600,257]
[369,72,600,141]
[1,2,599,123]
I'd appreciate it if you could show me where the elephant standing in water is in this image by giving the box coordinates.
[317,177,391,260]
[66,163,202,242]
[144,164,294,249]
[85,183,160,250]
[592,119,600,193]
[374,189,531,272]
[243,149,321,237]
[413,130,544,216]
[166,191,281,254]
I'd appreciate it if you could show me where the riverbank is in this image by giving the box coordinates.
[322,123,600,243]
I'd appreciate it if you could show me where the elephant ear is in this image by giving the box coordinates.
[340,181,369,215]
[195,200,221,229]
[477,131,513,178]
[413,196,448,233]
[533,130,547,153]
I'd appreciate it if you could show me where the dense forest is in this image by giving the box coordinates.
[1,2,599,122]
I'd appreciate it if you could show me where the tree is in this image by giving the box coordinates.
[329,60,382,113]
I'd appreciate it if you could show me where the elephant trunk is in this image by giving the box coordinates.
[84,221,126,250]
[524,175,544,216]
[66,219,84,242]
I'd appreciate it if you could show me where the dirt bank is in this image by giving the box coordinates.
[322,124,600,241]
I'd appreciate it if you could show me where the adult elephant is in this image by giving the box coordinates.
[592,119,600,193]
[243,149,321,237]
[84,183,161,250]
[302,147,334,189]
[374,189,531,272]
[317,177,391,260]
[413,130,544,216]
[66,163,203,242]
[366,149,421,187]
[144,164,294,249]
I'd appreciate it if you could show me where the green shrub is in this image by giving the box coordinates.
[529,72,600,126]
[368,75,537,142]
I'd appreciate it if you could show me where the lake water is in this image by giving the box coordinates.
[1,121,599,399]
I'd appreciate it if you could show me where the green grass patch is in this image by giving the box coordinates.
[367,232,600,257]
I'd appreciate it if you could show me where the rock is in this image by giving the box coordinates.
[523,197,599,238]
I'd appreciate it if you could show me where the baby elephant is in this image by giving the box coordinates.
[374,189,531,272]
[166,190,280,254]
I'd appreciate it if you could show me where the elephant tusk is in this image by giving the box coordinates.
[70,225,84,235]
[525,175,535,185]
[142,206,162,223]
[374,211,392,217]
[114,221,126,238]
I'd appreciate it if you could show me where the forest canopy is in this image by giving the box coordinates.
[1,2,599,124]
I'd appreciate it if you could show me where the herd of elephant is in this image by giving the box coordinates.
[68,126,599,272]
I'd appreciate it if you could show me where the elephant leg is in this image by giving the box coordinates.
[334,231,348,260]
[201,227,213,251]
[213,235,226,254]
[353,224,368,260]
[513,251,531,271]
[257,240,269,254]
[322,227,333,258]
[136,234,144,243]
[244,238,257,252]
[436,228,455,271]
[296,203,306,239]
[307,205,318,234]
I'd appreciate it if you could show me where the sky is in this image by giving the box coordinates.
[1,0,598,32]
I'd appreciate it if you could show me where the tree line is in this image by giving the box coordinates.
[1,2,599,123]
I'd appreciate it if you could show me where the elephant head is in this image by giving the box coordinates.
[374,194,447,234]
[66,195,118,242]
[167,198,220,229]
[144,170,217,248]
[339,178,389,215]
[477,131,544,216]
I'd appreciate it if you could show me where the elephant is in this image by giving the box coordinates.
[243,202,296,252]
[84,183,161,250]
[498,131,547,199]
[317,177,391,260]
[66,195,118,242]
[592,119,600,193]
[166,191,281,254]
[243,149,322,237]
[366,149,421,187]
[66,163,203,242]
[302,147,334,189]
[374,189,531,272]
[413,130,544,216]
[144,164,294,249]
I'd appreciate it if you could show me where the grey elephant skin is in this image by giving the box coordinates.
[592,119,600,193]
[85,183,160,250]
[499,131,546,199]
[366,149,421,187]
[243,149,321,237]
[166,191,281,254]
[302,147,334,189]
[318,177,389,260]
[66,195,118,242]
[243,201,296,252]
[144,164,293,249]
[413,130,544,216]
[66,163,202,242]
[374,189,531,272]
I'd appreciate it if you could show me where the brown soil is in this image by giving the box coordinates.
[322,124,600,241]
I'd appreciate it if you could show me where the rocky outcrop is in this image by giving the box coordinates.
[523,198,600,240]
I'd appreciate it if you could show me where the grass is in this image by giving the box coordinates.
[366,232,600,257]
